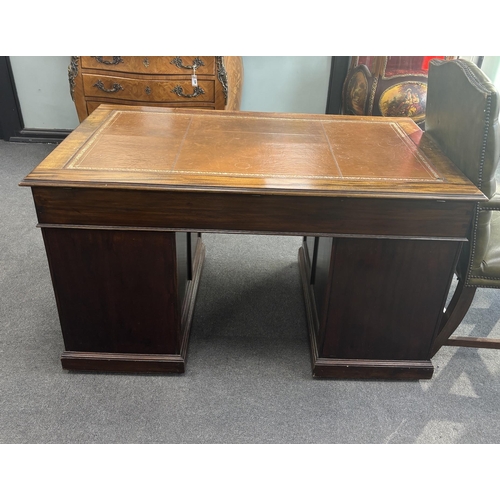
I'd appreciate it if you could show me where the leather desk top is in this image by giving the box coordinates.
[21,105,484,201]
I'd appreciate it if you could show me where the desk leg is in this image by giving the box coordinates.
[299,236,461,380]
[41,228,205,373]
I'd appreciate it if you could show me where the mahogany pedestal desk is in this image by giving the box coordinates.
[20,105,484,379]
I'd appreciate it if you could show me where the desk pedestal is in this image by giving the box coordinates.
[42,228,204,373]
[42,227,458,379]
[299,236,462,379]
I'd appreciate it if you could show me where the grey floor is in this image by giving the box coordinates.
[2,140,500,444]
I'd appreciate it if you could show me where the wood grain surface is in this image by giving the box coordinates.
[80,56,216,75]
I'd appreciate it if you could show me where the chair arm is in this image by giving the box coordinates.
[480,193,500,211]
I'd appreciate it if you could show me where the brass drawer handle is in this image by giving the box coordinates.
[171,85,205,98]
[170,57,204,70]
[93,80,124,93]
[145,86,151,95]
[94,56,124,66]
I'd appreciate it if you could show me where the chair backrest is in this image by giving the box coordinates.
[425,59,500,283]
[426,59,499,199]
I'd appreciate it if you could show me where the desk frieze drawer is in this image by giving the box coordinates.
[80,56,216,75]
[82,74,215,102]
[32,187,475,240]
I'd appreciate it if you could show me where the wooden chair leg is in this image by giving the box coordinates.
[431,280,477,357]
[445,337,500,349]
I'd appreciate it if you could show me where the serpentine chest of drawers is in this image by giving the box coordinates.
[68,56,243,121]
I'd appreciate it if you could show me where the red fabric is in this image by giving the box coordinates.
[422,56,445,71]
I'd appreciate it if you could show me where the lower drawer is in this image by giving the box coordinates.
[83,74,215,102]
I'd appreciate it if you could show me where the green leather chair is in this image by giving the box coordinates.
[426,59,500,356]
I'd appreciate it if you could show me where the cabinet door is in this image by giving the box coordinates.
[42,228,182,354]
[319,237,461,360]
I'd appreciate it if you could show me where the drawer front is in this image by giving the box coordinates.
[80,56,215,75]
[82,74,215,102]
